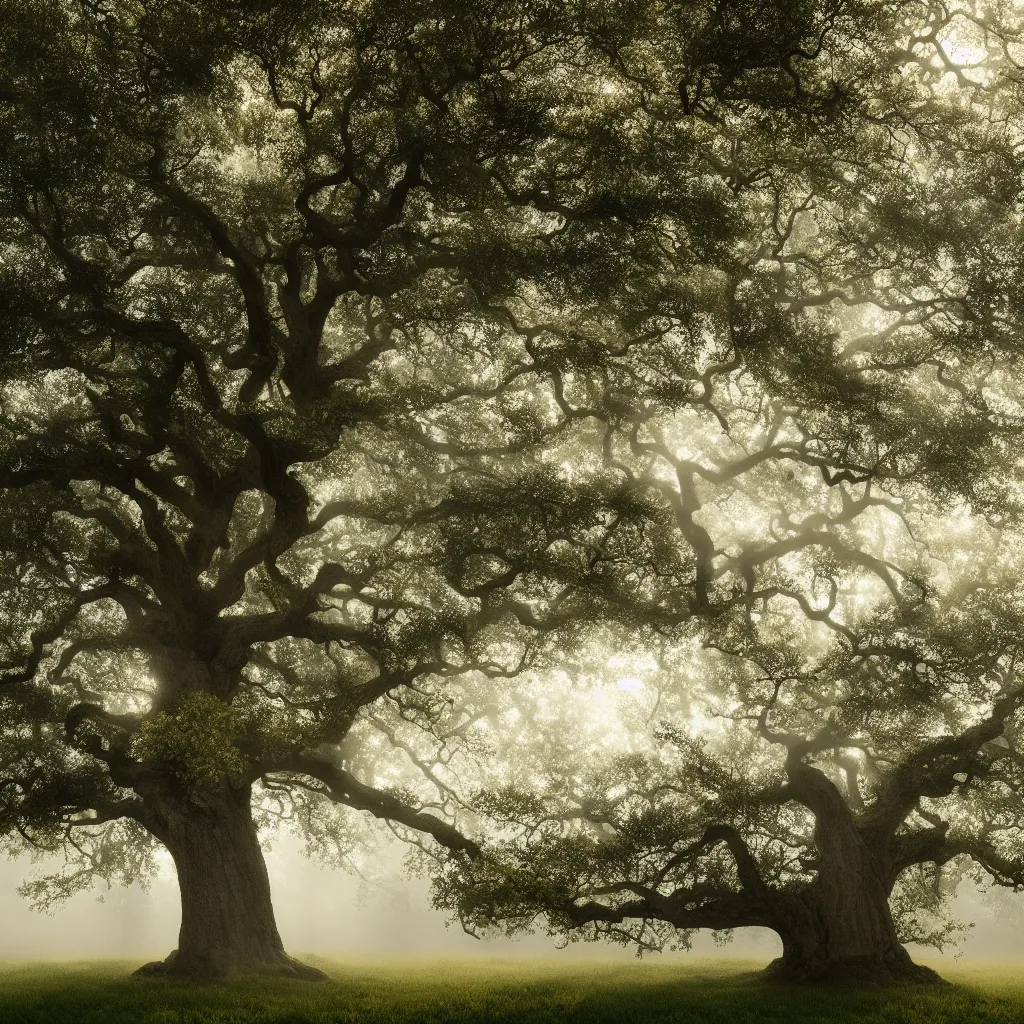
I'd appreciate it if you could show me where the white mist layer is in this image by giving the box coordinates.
[0,838,1017,962]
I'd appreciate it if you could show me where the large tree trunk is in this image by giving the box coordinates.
[767,878,941,985]
[134,783,325,981]
[764,761,943,986]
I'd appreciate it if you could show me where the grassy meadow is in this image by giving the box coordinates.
[0,956,1020,1024]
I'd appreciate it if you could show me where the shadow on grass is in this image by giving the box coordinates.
[0,956,1018,1023]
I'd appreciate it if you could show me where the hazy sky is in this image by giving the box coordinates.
[0,837,1019,963]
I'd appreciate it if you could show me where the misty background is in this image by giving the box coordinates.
[0,839,1020,963]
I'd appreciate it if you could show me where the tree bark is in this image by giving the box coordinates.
[763,760,943,985]
[766,882,941,985]
[133,783,326,981]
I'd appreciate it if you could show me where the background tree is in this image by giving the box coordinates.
[417,0,1024,987]
[436,557,1024,985]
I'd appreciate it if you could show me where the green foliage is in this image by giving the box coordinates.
[15,819,159,913]
[133,694,245,786]
[891,864,969,953]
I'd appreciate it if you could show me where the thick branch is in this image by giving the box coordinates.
[275,754,480,858]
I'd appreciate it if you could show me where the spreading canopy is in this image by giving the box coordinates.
[0,0,1022,979]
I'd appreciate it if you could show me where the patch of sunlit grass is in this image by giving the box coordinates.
[0,955,1021,1023]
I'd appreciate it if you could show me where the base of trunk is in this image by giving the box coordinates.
[133,948,328,983]
[764,955,946,987]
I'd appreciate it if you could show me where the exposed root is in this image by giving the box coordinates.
[764,955,947,987]
[133,949,329,983]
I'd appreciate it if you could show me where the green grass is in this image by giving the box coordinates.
[0,955,1019,1024]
